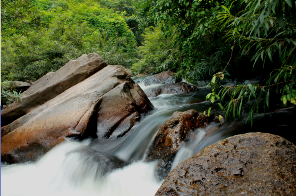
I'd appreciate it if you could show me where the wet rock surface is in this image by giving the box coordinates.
[1,53,107,126]
[146,109,216,179]
[1,65,153,164]
[144,82,198,97]
[155,132,296,196]
[142,71,176,86]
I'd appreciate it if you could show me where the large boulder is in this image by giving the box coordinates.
[143,71,176,86]
[1,53,107,126]
[1,65,153,163]
[144,82,198,97]
[146,110,216,179]
[155,132,296,196]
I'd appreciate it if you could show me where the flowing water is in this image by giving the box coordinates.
[1,80,295,196]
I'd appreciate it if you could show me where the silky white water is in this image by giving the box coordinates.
[1,141,162,196]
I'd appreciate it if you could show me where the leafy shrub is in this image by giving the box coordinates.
[206,0,296,124]
[131,26,178,75]
[1,82,23,106]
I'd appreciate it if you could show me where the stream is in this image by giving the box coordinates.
[1,81,295,196]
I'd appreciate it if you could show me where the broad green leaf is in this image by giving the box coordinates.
[282,95,287,104]
[210,95,215,103]
[266,89,269,107]
[259,12,265,24]
[211,75,216,83]
[276,1,286,30]
[285,0,293,7]
[208,107,212,116]
[221,5,230,14]
[287,94,291,101]
[218,103,224,110]
[247,83,256,98]
[233,100,236,118]
[267,47,273,62]
[269,18,274,26]
[239,98,243,117]
[226,102,231,117]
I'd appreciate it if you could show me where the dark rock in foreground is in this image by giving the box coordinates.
[155,132,296,196]
[144,82,198,97]
[146,109,217,179]
[143,71,176,86]
[1,65,153,164]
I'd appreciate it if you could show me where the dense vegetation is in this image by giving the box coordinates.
[2,0,138,82]
[2,0,296,122]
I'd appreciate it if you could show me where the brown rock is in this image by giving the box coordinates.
[1,53,107,126]
[144,82,198,97]
[146,110,215,179]
[1,65,153,163]
[143,71,176,86]
[155,132,296,196]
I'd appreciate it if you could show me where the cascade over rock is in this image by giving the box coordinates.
[142,71,176,86]
[1,64,153,164]
[146,109,217,179]
[144,82,198,97]
[155,132,296,196]
[1,53,107,126]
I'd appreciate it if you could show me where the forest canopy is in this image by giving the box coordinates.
[1,0,296,120]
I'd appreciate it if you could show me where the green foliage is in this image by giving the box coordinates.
[1,82,23,106]
[1,0,138,82]
[132,0,248,82]
[219,0,296,67]
[206,0,296,125]
[131,26,178,75]
[207,66,295,126]
[1,0,43,37]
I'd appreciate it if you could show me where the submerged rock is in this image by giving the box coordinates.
[1,65,153,163]
[144,82,198,97]
[146,109,217,179]
[155,132,296,196]
[143,71,176,86]
[1,53,107,126]
[64,145,127,180]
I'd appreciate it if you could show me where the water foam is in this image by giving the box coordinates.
[1,141,162,196]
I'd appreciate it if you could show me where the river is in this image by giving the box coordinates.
[1,81,294,196]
